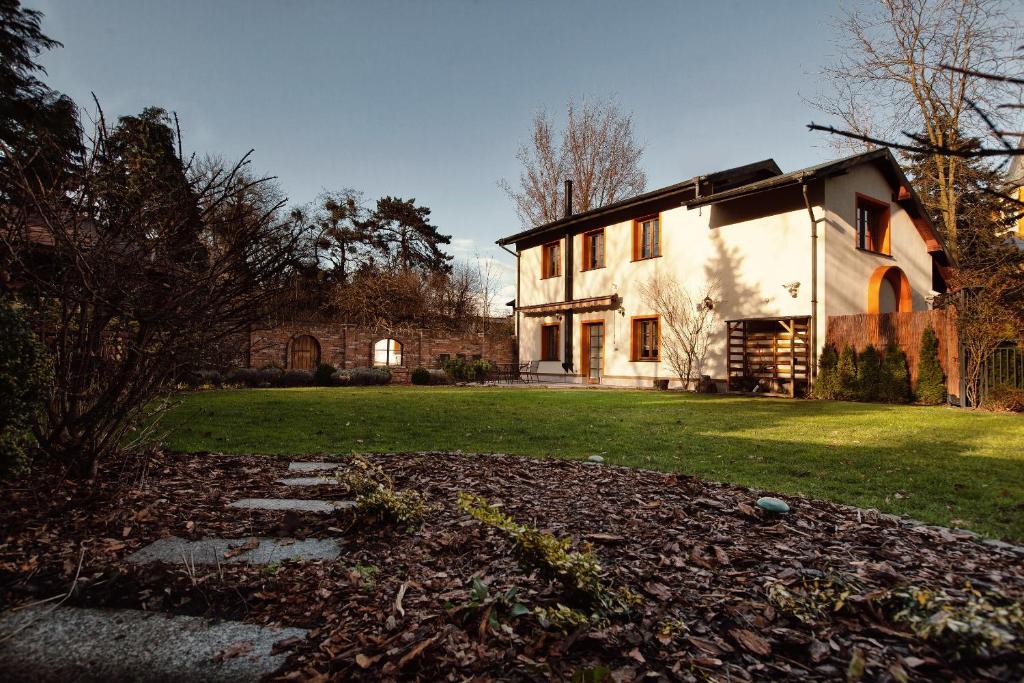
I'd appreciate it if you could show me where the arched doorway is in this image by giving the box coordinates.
[289,335,321,370]
[867,266,912,313]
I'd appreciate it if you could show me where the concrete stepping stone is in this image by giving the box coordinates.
[288,462,341,472]
[228,498,355,513]
[0,606,305,682]
[275,476,336,486]
[126,536,342,566]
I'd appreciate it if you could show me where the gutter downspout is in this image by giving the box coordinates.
[801,178,823,385]
[498,241,520,359]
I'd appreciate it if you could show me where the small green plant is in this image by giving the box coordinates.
[411,367,431,385]
[453,577,530,633]
[812,342,840,400]
[349,563,380,590]
[314,362,337,386]
[337,455,428,524]
[765,571,863,624]
[879,343,911,403]
[855,344,883,402]
[0,298,52,476]
[915,325,946,405]
[835,344,859,400]
[458,492,640,624]
[878,582,1024,659]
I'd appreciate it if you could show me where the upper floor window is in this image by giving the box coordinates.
[541,241,561,278]
[856,195,890,255]
[633,215,661,260]
[631,317,659,361]
[540,323,560,361]
[582,229,605,270]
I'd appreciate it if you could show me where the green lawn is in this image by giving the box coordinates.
[159,387,1024,541]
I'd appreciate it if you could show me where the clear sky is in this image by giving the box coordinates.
[33,0,857,305]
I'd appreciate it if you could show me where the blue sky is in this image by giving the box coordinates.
[35,0,857,304]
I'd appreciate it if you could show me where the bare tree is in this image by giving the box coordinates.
[810,0,1021,250]
[0,107,299,478]
[500,96,646,228]
[640,274,720,390]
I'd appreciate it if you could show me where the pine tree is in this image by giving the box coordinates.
[880,344,911,404]
[836,345,858,401]
[915,325,946,405]
[856,345,883,402]
[812,342,840,399]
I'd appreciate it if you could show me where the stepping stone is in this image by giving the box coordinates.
[229,498,355,513]
[288,462,341,472]
[275,477,335,487]
[0,606,305,682]
[126,536,342,566]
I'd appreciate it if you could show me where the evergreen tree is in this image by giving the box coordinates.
[836,344,858,401]
[366,196,453,274]
[879,344,911,404]
[813,342,839,399]
[856,345,883,402]
[916,325,946,405]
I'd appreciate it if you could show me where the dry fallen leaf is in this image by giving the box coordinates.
[729,628,771,656]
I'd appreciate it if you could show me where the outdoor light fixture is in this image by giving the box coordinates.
[782,281,801,298]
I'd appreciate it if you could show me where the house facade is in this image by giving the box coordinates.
[498,149,950,393]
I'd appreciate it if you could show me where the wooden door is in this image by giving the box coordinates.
[290,335,320,370]
[581,322,604,384]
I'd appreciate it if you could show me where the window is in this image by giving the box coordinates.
[582,229,605,270]
[631,317,659,361]
[633,215,661,260]
[540,323,560,361]
[541,241,561,278]
[855,195,890,255]
[373,338,403,366]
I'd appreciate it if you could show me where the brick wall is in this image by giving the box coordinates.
[248,321,516,384]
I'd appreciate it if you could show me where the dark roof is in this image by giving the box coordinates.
[496,158,782,246]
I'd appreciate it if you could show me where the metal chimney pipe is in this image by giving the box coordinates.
[564,179,573,218]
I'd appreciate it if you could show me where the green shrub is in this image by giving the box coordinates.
[336,367,391,386]
[427,369,449,385]
[0,299,52,475]
[225,367,282,387]
[443,357,467,381]
[856,345,883,402]
[915,326,946,405]
[812,342,840,399]
[984,384,1024,412]
[879,344,911,403]
[277,369,314,387]
[469,359,493,382]
[337,455,428,523]
[313,362,337,386]
[411,367,431,385]
[835,344,859,401]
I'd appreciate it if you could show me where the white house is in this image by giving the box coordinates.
[497,149,951,394]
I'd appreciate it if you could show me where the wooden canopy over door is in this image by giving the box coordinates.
[290,334,320,370]
[727,317,810,396]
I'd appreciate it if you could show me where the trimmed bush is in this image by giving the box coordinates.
[444,357,493,382]
[336,367,392,386]
[225,367,282,387]
[411,367,431,385]
[879,344,911,404]
[916,326,946,405]
[469,359,493,382]
[856,345,883,402]
[1,299,52,475]
[443,357,467,381]
[278,369,314,387]
[427,369,449,385]
[984,384,1024,412]
[314,362,337,387]
[835,344,859,401]
[812,342,840,400]
[185,369,222,388]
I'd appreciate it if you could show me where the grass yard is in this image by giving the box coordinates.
[159,386,1024,541]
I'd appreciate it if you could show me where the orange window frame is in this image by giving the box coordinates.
[632,214,661,261]
[541,241,561,279]
[630,316,660,361]
[540,323,560,361]
[582,229,605,270]
[855,194,891,255]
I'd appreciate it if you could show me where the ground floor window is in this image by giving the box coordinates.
[631,317,659,361]
[540,323,560,361]
[373,338,403,366]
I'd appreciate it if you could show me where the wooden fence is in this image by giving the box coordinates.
[825,309,960,399]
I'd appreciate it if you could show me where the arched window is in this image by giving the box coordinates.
[289,335,321,370]
[867,266,913,313]
[373,338,403,367]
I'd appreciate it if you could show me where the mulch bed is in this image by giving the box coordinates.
[1,450,1022,682]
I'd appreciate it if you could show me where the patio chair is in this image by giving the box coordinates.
[520,360,540,383]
